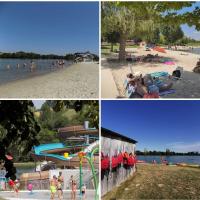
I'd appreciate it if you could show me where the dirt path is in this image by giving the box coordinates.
[102,164,200,199]
[101,65,119,98]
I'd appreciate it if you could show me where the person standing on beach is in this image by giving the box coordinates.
[16,64,20,69]
[50,175,57,200]
[57,172,64,200]
[70,175,77,200]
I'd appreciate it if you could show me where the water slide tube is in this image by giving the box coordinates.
[32,142,99,168]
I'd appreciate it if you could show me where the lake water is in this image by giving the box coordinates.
[189,48,200,55]
[138,155,200,164]
[0,59,72,85]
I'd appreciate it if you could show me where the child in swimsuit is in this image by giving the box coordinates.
[71,177,77,200]
[50,175,57,200]
[57,172,63,200]
[81,184,86,200]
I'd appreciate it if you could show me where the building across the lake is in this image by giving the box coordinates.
[74,52,95,62]
[101,127,137,196]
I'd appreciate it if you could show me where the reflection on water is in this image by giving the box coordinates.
[0,59,72,85]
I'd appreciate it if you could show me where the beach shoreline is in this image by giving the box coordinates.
[0,62,99,98]
[102,47,200,98]
[0,62,73,86]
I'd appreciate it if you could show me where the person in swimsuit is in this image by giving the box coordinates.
[50,175,57,200]
[57,172,64,200]
[81,184,86,200]
[70,175,77,200]
[8,178,19,197]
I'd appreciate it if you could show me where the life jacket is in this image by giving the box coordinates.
[117,153,123,164]
[123,152,129,165]
[111,156,118,169]
[101,153,109,170]
[128,156,135,166]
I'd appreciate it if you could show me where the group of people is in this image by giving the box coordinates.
[50,173,86,200]
[6,61,36,72]
[51,60,65,68]
[5,60,66,72]
[124,72,174,98]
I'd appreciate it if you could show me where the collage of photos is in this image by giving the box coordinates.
[0,1,200,200]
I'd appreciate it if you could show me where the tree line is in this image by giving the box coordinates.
[0,51,99,61]
[136,149,200,156]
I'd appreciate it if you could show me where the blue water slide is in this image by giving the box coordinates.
[33,143,89,161]
[34,143,75,161]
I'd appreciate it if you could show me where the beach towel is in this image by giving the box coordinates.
[164,61,175,65]
[126,85,136,98]
[159,89,176,96]
[150,71,169,78]
[148,84,159,94]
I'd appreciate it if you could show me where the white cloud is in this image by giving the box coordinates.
[167,141,200,153]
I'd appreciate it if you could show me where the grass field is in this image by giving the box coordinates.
[14,162,36,168]
[102,164,200,200]
[101,43,138,55]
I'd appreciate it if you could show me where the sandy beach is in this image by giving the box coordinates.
[102,47,200,98]
[0,62,99,98]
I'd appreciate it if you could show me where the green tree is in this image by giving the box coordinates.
[0,101,40,180]
[105,31,120,52]
[162,25,184,45]
[102,2,200,61]
[166,148,171,156]
[47,100,99,129]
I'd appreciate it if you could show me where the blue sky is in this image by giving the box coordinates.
[175,2,200,40]
[33,100,45,109]
[102,100,200,153]
[0,2,99,55]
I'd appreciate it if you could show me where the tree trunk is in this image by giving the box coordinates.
[119,34,127,61]
[111,43,114,52]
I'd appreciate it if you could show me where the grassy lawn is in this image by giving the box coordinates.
[102,164,200,199]
[14,162,36,168]
[101,43,138,55]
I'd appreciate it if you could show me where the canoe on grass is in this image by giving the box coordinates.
[176,163,200,168]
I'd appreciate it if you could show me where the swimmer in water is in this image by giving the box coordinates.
[6,65,10,70]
